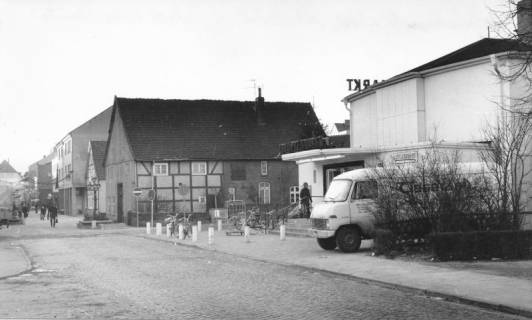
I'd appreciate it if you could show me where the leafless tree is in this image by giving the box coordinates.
[479,110,532,218]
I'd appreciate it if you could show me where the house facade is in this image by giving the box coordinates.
[86,141,107,216]
[104,93,323,223]
[28,153,55,203]
[0,160,21,184]
[54,107,112,215]
[282,37,532,205]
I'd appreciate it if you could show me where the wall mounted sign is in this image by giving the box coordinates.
[391,151,418,164]
[346,79,382,92]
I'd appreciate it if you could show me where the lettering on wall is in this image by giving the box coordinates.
[391,151,418,164]
[346,79,383,92]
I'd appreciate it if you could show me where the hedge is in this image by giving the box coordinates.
[430,230,532,261]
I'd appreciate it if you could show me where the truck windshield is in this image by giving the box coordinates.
[324,180,352,202]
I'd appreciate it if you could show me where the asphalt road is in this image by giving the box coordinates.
[0,227,526,320]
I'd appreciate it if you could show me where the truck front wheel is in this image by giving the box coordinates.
[317,236,337,250]
[336,227,361,253]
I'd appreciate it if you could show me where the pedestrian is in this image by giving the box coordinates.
[34,201,39,214]
[40,205,46,220]
[48,200,58,228]
[300,182,312,219]
[21,202,29,218]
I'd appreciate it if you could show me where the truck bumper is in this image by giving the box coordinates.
[310,229,336,238]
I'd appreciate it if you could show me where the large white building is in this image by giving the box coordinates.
[283,33,532,206]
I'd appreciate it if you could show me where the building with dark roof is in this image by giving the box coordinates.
[104,92,324,223]
[282,3,532,206]
[86,141,107,215]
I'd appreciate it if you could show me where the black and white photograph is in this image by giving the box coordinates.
[1,0,532,319]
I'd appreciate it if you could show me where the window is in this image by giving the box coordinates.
[260,161,268,176]
[228,187,236,201]
[353,180,378,200]
[191,162,207,175]
[153,163,168,176]
[259,182,270,204]
[324,180,352,202]
[290,186,299,204]
[231,163,246,180]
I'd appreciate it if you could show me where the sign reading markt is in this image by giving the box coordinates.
[346,78,383,92]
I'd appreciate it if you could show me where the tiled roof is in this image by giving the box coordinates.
[90,141,107,180]
[406,38,528,73]
[112,97,324,161]
[0,160,17,173]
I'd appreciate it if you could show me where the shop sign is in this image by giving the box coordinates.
[346,79,383,91]
[391,151,418,164]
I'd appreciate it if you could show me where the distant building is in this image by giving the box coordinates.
[0,160,21,184]
[28,153,55,203]
[103,93,324,223]
[54,107,112,215]
[86,141,107,216]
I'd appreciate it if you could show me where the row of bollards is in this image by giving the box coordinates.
[146,220,288,243]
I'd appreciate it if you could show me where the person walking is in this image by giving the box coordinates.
[300,182,312,219]
[40,204,46,220]
[48,200,58,228]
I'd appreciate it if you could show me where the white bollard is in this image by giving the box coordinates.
[192,225,198,242]
[244,226,250,242]
[280,224,286,241]
[146,222,151,234]
[91,220,97,229]
[217,219,222,232]
[208,226,214,245]
[156,223,162,236]
[197,221,202,232]
[178,224,184,240]
[166,224,171,237]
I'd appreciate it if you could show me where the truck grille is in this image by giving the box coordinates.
[311,218,327,230]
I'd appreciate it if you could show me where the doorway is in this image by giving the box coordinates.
[117,183,123,222]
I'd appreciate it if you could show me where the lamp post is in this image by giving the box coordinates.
[89,177,100,220]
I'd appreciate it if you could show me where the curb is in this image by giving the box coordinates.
[135,232,532,319]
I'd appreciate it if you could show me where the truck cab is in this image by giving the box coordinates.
[310,168,378,252]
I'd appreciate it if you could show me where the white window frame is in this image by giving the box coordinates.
[192,161,207,175]
[259,182,271,205]
[290,186,299,204]
[260,161,268,176]
[153,163,168,176]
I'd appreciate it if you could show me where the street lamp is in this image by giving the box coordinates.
[88,177,100,220]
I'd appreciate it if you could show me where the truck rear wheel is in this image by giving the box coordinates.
[317,236,337,250]
[336,227,361,253]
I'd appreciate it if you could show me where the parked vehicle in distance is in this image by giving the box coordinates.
[310,163,490,253]
[0,181,21,228]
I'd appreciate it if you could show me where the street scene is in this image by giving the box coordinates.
[3,0,532,319]
[1,214,530,319]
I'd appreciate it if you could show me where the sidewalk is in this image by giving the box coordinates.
[139,226,532,318]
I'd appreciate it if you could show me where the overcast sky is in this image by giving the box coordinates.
[0,0,506,172]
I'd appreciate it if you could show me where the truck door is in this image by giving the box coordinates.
[349,180,377,237]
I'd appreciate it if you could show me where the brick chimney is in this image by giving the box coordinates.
[254,87,265,125]
[518,0,532,44]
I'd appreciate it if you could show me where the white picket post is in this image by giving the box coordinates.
[192,225,198,242]
[208,226,214,245]
[178,224,184,240]
[280,224,286,241]
[166,224,171,237]
[244,226,250,242]
[197,221,202,232]
[146,222,151,234]
[156,223,162,236]
[91,220,97,229]
[217,219,222,232]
